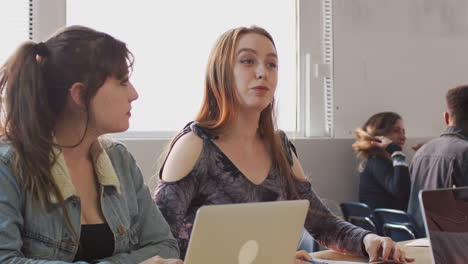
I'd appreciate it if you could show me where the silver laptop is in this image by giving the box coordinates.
[184,200,309,264]
[419,187,468,264]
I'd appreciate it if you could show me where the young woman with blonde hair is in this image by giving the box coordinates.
[352,112,411,211]
[154,26,413,263]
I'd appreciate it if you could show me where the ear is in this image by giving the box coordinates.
[444,111,450,126]
[69,82,87,110]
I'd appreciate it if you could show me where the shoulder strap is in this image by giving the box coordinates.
[158,121,198,179]
[278,130,298,166]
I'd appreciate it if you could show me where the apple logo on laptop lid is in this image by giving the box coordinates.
[238,240,259,264]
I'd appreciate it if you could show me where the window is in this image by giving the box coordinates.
[0,1,29,65]
[22,0,329,138]
[67,0,297,134]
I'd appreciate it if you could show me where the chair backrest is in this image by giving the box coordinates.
[382,223,416,242]
[340,202,373,221]
[349,216,377,233]
[373,208,417,235]
[374,208,410,223]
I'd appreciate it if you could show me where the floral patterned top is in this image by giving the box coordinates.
[154,122,370,259]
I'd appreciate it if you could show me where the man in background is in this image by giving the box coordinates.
[408,84,468,236]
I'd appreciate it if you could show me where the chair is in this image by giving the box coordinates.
[340,202,377,233]
[340,202,374,222]
[373,208,417,236]
[374,208,411,223]
[382,223,416,242]
[349,216,377,233]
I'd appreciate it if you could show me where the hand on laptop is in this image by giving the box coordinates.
[139,255,183,264]
[363,234,415,263]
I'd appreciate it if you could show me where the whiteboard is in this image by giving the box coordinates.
[332,0,468,138]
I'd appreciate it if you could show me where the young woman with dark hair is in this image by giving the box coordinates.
[353,112,411,210]
[0,25,181,264]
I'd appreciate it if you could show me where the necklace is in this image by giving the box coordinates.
[426,209,468,224]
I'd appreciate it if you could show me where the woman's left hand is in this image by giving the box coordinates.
[363,234,415,263]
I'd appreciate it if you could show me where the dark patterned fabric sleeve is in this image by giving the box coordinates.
[153,122,201,258]
[154,177,197,258]
[279,131,371,256]
[297,180,371,256]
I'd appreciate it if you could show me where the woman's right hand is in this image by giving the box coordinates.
[139,256,183,264]
[371,136,392,149]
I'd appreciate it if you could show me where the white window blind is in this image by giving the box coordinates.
[0,1,29,65]
[322,0,334,137]
[67,0,297,134]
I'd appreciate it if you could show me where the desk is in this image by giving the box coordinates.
[309,240,430,263]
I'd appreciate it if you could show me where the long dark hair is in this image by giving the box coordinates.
[0,25,133,237]
[195,25,303,199]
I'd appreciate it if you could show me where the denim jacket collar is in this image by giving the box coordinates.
[49,139,121,203]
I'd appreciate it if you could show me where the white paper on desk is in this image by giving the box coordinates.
[404,238,430,247]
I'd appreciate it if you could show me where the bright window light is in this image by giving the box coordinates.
[0,1,29,66]
[67,0,297,133]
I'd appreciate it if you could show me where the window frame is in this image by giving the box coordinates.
[31,0,333,139]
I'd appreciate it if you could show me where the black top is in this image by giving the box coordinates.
[73,223,115,263]
[359,142,411,210]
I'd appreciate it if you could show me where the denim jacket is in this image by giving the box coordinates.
[0,139,179,263]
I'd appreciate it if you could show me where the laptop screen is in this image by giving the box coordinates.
[420,187,468,264]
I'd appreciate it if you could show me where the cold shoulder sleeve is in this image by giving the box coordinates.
[153,122,206,258]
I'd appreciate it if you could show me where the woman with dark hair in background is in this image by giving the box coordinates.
[0,26,181,263]
[154,26,413,263]
[353,112,411,210]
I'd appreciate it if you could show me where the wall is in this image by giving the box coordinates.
[332,0,468,138]
[120,136,430,216]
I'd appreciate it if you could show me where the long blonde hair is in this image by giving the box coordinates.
[195,25,302,199]
[352,112,402,171]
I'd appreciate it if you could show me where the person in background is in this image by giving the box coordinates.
[352,112,411,211]
[154,25,413,263]
[408,85,468,237]
[0,26,181,264]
